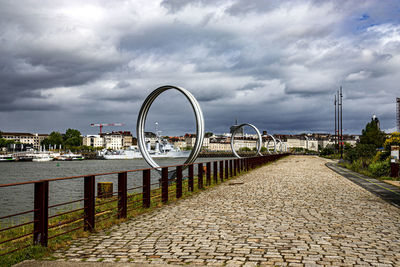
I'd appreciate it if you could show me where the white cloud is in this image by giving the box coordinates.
[345,70,372,81]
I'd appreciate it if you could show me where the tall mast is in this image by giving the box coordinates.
[334,94,337,154]
[340,86,343,159]
[337,90,340,156]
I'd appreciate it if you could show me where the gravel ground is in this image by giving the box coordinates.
[51,156,400,266]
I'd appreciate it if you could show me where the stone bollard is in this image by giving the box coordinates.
[97,182,113,198]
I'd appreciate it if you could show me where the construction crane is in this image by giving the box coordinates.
[90,123,124,134]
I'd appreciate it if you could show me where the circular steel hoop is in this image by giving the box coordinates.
[136,85,205,172]
[276,138,283,153]
[230,123,262,159]
[265,134,276,155]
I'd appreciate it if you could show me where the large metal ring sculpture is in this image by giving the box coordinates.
[137,85,204,173]
[230,123,262,158]
[276,138,283,153]
[265,134,277,155]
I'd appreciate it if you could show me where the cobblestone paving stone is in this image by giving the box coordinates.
[54,156,400,266]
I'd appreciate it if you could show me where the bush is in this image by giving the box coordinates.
[350,159,362,172]
[344,143,376,164]
[368,160,390,178]
[320,145,334,156]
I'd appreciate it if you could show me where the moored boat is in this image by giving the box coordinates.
[55,153,84,161]
[0,154,16,162]
[32,154,54,162]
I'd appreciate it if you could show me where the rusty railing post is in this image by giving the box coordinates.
[84,175,95,232]
[225,160,229,179]
[206,162,211,186]
[176,165,182,199]
[34,181,48,246]
[198,163,204,189]
[220,161,224,182]
[143,169,151,208]
[188,164,194,192]
[213,161,218,184]
[162,167,168,203]
[118,172,127,219]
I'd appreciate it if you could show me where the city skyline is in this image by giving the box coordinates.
[1,1,400,136]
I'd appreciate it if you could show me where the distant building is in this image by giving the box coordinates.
[102,133,123,150]
[112,131,133,148]
[1,132,49,150]
[208,141,231,151]
[83,135,104,148]
[83,131,133,150]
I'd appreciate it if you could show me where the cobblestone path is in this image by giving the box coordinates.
[53,156,400,266]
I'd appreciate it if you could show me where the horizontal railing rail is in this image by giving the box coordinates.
[0,153,289,256]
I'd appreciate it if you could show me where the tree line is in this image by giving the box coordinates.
[0,129,85,150]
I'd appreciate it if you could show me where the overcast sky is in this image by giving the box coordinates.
[1,0,399,136]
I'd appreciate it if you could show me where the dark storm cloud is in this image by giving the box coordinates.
[0,0,400,135]
[0,102,58,112]
[0,1,126,112]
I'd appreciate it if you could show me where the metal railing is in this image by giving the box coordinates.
[0,154,288,256]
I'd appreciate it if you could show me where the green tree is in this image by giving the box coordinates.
[41,131,64,147]
[63,129,82,147]
[205,132,213,138]
[320,144,335,156]
[64,136,82,147]
[344,143,376,166]
[0,138,15,148]
[360,119,386,148]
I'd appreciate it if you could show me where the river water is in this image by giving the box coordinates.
[0,157,232,225]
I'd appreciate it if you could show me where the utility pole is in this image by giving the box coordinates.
[337,90,340,156]
[340,86,343,159]
[334,94,337,154]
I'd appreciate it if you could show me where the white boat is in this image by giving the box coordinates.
[32,153,54,162]
[0,154,16,162]
[101,141,190,160]
[55,152,84,161]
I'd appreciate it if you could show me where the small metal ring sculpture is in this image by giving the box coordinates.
[265,134,277,155]
[230,123,262,158]
[137,85,204,173]
[304,135,309,150]
[275,138,283,153]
